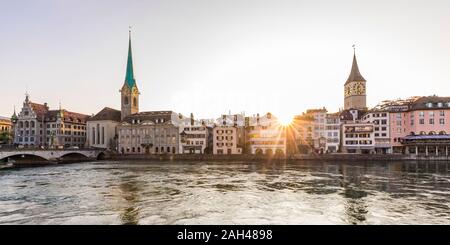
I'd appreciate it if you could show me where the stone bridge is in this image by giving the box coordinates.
[0,149,106,162]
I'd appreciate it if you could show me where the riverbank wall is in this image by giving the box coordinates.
[109,153,450,162]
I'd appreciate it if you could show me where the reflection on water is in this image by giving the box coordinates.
[0,160,448,224]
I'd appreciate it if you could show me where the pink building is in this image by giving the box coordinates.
[387,96,450,156]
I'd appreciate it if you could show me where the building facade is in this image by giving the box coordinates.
[180,122,210,154]
[118,111,182,154]
[0,116,12,144]
[292,114,314,154]
[361,111,391,153]
[13,94,88,148]
[213,126,242,154]
[399,96,450,156]
[342,123,375,153]
[325,113,340,153]
[86,107,121,150]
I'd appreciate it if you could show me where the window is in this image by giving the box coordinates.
[381,120,387,125]
[124,96,129,105]
[133,97,137,106]
[419,111,424,117]
[429,118,434,124]
[411,119,414,125]
[440,118,445,125]
[426,102,433,108]
[429,111,435,117]
[440,110,445,117]
[419,119,425,124]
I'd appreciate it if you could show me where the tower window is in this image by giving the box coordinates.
[124,96,129,105]
[133,97,137,106]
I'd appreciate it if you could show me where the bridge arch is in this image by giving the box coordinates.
[1,153,50,163]
[96,152,106,160]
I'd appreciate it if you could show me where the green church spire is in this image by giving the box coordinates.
[124,30,136,89]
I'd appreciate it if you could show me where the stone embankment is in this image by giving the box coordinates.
[110,153,450,162]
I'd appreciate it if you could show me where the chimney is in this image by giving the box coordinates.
[233,114,237,127]
[222,115,226,126]
[190,113,194,126]
[257,113,260,126]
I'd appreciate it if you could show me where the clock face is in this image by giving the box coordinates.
[345,86,351,97]
[356,82,365,95]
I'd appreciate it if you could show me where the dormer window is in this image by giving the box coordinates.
[437,102,443,108]
[426,102,433,108]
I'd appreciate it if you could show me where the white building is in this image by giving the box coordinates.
[180,123,210,154]
[86,107,121,150]
[361,111,391,154]
[342,123,375,153]
[325,113,340,153]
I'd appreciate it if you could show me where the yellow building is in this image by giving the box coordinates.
[0,116,12,144]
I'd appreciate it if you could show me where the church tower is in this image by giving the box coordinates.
[344,47,367,110]
[120,30,140,120]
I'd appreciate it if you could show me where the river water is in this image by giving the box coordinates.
[0,160,449,225]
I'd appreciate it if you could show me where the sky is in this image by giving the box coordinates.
[1,0,449,120]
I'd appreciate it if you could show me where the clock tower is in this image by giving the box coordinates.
[120,30,140,120]
[344,48,366,110]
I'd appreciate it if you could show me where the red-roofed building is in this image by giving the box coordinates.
[13,94,89,148]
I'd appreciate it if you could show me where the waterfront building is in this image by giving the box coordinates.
[399,96,450,156]
[0,116,12,133]
[86,107,121,150]
[213,125,242,155]
[325,113,341,153]
[344,49,367,110]
[13,94,88,148]
[305,108,328,152]
[0,116,12,144]
[341,122,375,154]
[246,113,286,155]
[361,111,391,154]
[373,98,417,154]
[292,114,314,154]
[180,115,211,154]
[118,111,182,154]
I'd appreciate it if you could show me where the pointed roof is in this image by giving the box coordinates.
[345,51,366,84]
[124,31,137,89]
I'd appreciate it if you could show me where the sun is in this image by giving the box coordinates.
[277,114,293,126]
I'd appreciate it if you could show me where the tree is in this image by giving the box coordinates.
[0,131,10,144]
